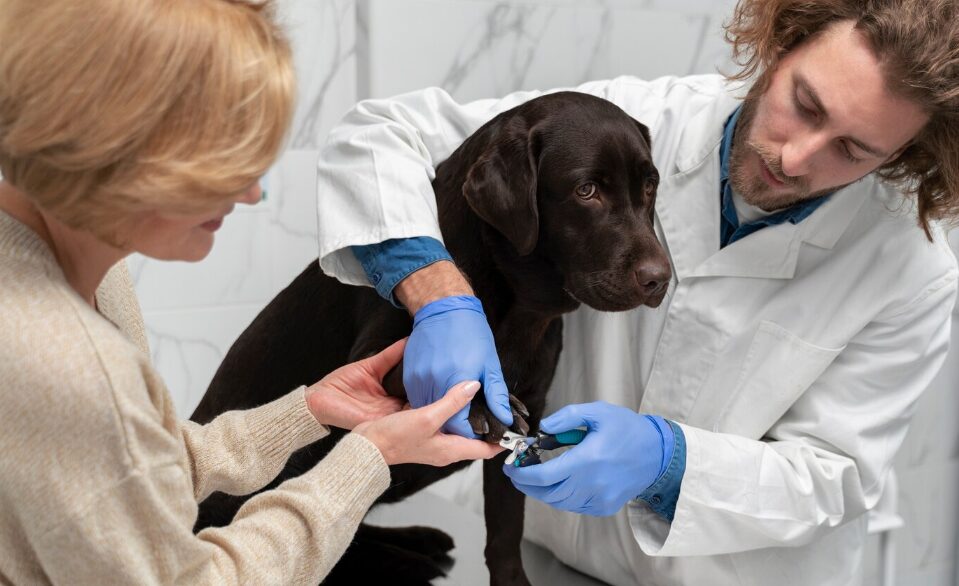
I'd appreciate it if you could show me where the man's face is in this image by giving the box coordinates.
[730,20,929,211]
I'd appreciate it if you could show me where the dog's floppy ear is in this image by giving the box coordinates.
[462,117,539,256]
[633,118,652,152]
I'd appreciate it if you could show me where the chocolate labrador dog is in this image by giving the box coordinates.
[191,91,670,586]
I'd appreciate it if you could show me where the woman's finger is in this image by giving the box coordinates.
[421,380,481,430]
[363,338,408,379]
[432,434,505,463]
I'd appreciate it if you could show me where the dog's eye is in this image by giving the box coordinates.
[644,177,658,195]
[575,182,598,199]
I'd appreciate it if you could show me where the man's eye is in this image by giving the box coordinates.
[795,96,819,120]
[839,141,863,164]
[576,182,598,199]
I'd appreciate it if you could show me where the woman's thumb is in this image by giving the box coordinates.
[429,380,481,423]
[365,338,408,378]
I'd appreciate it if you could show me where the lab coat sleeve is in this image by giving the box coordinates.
[314,79,630,286]
[629,268,958,556]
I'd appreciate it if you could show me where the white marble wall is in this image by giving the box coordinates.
[358,0,739,102]
[135,0,957,584]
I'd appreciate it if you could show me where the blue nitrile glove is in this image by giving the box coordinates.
[503,401,673,516]
[404,295,513,438]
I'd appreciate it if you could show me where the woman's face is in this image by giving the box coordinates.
[124,182,262,262]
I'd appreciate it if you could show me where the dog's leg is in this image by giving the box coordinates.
[478,312,559,586]
[482,454,531,586]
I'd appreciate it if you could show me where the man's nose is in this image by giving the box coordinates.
[780,131,828,178]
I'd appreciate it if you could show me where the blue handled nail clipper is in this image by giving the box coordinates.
[499,429,587,467]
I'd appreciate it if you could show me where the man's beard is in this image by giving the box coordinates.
[728,90,845,211]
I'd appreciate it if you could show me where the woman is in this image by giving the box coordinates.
[0,0,501,583]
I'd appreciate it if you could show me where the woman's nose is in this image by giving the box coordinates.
[237,182,263,205]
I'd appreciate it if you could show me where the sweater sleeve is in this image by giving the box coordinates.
[34,433,390,585]
[179,386,332,502]
[94,257,329,502]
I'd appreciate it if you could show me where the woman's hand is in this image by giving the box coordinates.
[355,380,505,466]
[306,339,407,430]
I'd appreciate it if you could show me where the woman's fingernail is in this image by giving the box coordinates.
[462,381,481,396]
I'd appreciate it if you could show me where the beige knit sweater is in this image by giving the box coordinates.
[0,210,391,585]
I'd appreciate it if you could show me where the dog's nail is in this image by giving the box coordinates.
[508,394,530,417]
[514,416,530,436]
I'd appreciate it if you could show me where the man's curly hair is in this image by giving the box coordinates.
[725,0,959,238]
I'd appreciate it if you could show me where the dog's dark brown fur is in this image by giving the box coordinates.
[191,92,670,586]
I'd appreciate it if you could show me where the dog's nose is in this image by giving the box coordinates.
[634,260,671,296]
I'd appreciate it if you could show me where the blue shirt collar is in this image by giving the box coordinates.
[719,104,742,189]
[718,105,832,248]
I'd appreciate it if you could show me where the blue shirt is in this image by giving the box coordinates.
[637,420,685,520]
[350,237,452,307]
[719,105,831,248]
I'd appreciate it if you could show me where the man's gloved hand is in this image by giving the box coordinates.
[404,295,513,438]
[503,401,674,516]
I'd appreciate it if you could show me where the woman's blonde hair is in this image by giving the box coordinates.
[724,0,959,238]
[0,0,295,243]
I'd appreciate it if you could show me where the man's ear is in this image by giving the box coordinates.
[462,117,539,256]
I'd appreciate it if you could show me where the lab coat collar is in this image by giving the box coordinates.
[655,86,868,281]
[672,85,743,176]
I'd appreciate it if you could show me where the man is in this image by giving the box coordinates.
[314,1,959,584]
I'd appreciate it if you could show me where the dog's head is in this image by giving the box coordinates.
[462,91,671,311]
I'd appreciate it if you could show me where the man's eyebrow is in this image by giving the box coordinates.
[795,73,890,158]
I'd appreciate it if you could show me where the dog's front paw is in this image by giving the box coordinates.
[467,393,530,443]
[383,524,454,561]
[324,524,455,585]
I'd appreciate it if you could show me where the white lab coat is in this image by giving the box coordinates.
[315,75,958,586]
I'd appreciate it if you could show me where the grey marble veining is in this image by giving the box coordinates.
[361,0,739,103]
[266,149,324,291]
[280,0,357,149]
[145,327,222,413]
[437,4,558,97]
